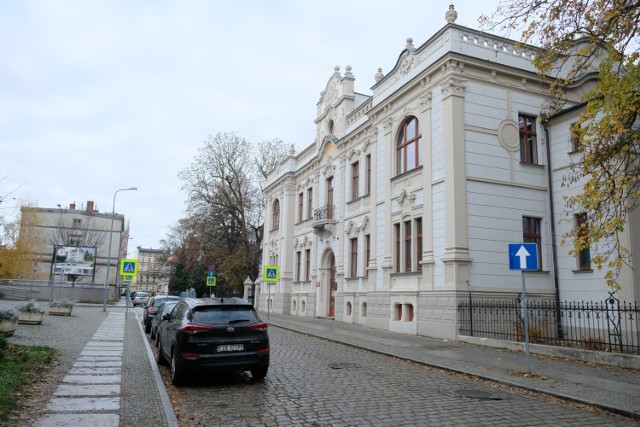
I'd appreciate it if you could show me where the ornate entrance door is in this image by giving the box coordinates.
[329,254,336,317]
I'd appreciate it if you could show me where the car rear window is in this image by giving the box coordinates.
[160,301,178,313]
[192,306,260,325]
[152,298,175,308]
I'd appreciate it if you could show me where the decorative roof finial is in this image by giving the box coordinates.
[345,65,353,78]
[406,37,414,50]
[375,68,384,83]
[446,4,457,23]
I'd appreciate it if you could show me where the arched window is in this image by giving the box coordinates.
[272,199,280,230]
[397,116,422,175]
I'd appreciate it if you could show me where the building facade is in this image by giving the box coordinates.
[19,200,129,288]
[133,247,170,294]
[258,7,639,339]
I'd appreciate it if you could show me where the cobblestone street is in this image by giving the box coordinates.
[159,327,636,427]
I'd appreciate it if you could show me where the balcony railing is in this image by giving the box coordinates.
[313,205,335,221]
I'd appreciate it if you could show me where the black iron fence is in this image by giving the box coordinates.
[458,292,640,355]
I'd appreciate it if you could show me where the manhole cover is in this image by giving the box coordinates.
[329,363,360,369]
[455,389,501,400]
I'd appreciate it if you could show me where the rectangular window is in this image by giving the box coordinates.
[365,154,371,196]
[298,192,304,223]
[394,223,401,272]
[326,177,334,219]
[350,238,358,277]
[351,161,359,201]
[415,218,423,271]
[523,216,542,271]
[296,251,301,282]
[365,234,370,277]
[576,213,591,270]
[519,114,538,164]
[570,122,583,152]
[73,218,81,228]
[305,249,311,281]
[307,188,313,220]
[404,220,412,272]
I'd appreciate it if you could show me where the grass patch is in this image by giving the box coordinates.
[0,341,56,425]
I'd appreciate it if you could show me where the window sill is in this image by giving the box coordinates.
[572,269,593,273]
[390,271,422,277]
[519,162,545,168]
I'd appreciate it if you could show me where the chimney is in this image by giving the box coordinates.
[86,200,94,212]
[70,202,76,210]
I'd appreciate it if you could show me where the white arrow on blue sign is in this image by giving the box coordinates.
[508,243,539,270]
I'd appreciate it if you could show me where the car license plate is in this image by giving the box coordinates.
[217,344,243,352]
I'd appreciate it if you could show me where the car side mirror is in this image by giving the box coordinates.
[162,313,170,320]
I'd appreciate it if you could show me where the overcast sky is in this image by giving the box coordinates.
[0,0,504,254]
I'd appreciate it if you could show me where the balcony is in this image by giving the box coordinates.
[312,205,337,235]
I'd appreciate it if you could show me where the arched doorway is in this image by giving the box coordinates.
[329,253,336,317]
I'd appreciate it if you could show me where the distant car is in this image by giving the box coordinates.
[156,297,269,385]
[132,291,150,307]
[143,295,180,333]
[150,300,180,340]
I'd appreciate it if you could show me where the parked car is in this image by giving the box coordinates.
[132,291,150,307]
[156,297,269,385]
[144,295,180,333]
[150,300,179,340]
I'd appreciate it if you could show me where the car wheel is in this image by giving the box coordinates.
[171,350,185,386]
[250,366,268,380]
[150,326,156,340]
[156,339,167,366]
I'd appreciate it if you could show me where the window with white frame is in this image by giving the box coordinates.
[394,217,423,273]
[349,237,358,278]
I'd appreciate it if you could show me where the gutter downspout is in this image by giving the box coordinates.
[542,119,563,339]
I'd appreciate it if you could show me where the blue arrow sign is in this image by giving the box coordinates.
[509,243,538,270]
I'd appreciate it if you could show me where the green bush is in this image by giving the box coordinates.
[49,298,75,309]
[0,306,19,322]
[17,300,45,314]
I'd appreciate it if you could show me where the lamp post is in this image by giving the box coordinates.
[56,204,63,284]
[103,187,137,312]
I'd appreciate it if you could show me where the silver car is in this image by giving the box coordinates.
[132,291,150,307]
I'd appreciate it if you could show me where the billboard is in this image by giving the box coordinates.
[51,245,97,276]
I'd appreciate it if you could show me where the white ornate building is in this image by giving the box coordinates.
[257,6,639,339]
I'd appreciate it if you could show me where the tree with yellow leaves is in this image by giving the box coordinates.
[0,206,46,279]
[481,0,639,290]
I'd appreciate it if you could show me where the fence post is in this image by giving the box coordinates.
[468,292,474,337]
[606,292,624,353]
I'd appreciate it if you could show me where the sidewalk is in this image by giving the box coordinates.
[3,298,178,427]
[5,299,640,424]
[266,312,640,421]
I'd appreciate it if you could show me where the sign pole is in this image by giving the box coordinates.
[521,270,532,373]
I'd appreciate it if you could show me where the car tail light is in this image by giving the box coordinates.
[249,322,268,332]
[258,348,270,354]
[181,352,199,359]
[180,324,212,335]
[147,307,155,314]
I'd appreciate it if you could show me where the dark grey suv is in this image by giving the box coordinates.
[156,297,269,385]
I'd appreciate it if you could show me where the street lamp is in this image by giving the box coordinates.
[102,187,137,312]
[56,204,63,283]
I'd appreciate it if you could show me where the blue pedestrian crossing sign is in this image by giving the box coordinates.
[264,266,279,282]
[508,243,538,270]
[120,259,138,276]
[206,276,216,287]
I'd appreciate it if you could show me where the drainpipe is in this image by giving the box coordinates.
[542,119,563,339]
